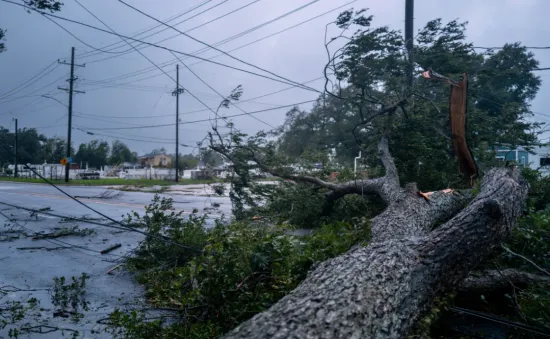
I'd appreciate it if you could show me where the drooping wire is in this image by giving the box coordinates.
[0,207,124,259]
[0,139,203,252]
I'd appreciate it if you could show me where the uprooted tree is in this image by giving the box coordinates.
[205,9,548,338]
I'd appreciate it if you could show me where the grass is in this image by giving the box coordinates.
[0,177,215,186]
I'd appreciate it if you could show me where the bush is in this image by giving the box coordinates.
[107,195,371,338]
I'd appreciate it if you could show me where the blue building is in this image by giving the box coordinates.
[493,145,530,166]
[493,144,550,176]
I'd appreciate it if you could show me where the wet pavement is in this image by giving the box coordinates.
[0,181,231,338]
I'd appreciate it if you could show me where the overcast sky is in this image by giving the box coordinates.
[0,0,548,157]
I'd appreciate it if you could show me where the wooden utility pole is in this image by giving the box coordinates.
[13,118,17,178]
[172,64,184,183]
[405,0,414,87]
[58,47,85,182]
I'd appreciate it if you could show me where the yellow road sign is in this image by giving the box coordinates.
[60,158,68,166]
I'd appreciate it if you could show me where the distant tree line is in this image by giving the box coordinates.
[0,127,223,170]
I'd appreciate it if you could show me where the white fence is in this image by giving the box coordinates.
[6,165,179,181]
[119,168,177,180]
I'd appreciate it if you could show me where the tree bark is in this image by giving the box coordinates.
[222,166,528,339]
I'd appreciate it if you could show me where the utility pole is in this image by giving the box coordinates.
[405,0,414,87]
[58,47,85,182]
[172,64,184,183]
[13,118,17,178]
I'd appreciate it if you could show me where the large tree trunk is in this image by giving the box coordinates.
[221,137,529,339]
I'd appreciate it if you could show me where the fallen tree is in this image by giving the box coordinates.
[221,136,529,338]
[201,9,545,337]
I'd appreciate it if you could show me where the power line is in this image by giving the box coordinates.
[75,128,205,146]
[82,0,259,64]
[473,46,550,50]
[0,61,58,100]
[73,0,176,84]
[0,138,203,252]
[75,128,174,144]
[450,307,550,337]
[79,99,316,130]
[187,0,358,69]
[0,208,124,259]
[117,0,322,94]
[84,0,259,61]
[74,1,353,88]
[73,0,227,127]
[0,0,323,92]
[72,76,325,120]
[0,199,202,253]
[74,119,199,135]
[174,52,274,128]
[77,0,217,58]
[0,67,63,104]
[41,13,121,54]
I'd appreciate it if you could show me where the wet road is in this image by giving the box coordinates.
[0,182,231,338]
[0,181,231,221]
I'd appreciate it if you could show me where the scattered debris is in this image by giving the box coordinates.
[418,191,433,201]
[100,243,122,254]
[211,183,226,196]
[59,215,107,223]
[52,273,89,323]
[19,324,78,335]
[0,234,20,242]
[0,229,23,242]
[106,264,123,275]
[118,185,167,194]
[30,226,95,240]
[74,190,124,200]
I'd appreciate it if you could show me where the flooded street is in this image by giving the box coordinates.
[0,182,231,338]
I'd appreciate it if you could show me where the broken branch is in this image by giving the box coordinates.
[460,268,550,293]
[100,243,122,254]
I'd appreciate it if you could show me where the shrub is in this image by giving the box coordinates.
[107,195,371,338]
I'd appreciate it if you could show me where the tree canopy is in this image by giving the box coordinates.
[0,127,73,166]
[109,140,137,165]
[73,140,110,169]
[273,15,542,191]
[206,9,545,226]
